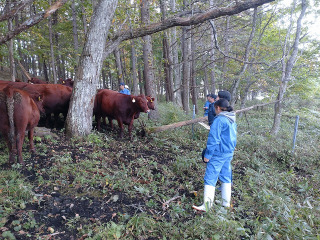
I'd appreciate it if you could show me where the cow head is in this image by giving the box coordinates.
[132,95,150,113]
[28,90,45,113]
[146,96,155,110]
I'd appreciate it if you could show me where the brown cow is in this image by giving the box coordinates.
[0,81,72,128]
[58,78,74,88]
[0,85,44,166]
[94,89,150,138]
[134,95,155,119]
[28,77,47,84]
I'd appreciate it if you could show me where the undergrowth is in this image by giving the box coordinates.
[0,97,319,239]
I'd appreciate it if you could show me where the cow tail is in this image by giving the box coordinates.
[4,87,15,148]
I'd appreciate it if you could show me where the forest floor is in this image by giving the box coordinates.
[0,118,204,240]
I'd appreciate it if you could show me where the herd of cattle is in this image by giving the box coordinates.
[0,78,155,166]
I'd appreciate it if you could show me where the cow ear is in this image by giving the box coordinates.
[151,98,155,102]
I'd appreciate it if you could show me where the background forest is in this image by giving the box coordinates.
[0,0,320,239]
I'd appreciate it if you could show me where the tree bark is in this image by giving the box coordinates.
[160,0,174,102]
[170,0,181,106]
[48,0,57,83]
[113,46,124,85]
[209,0,216,94]
[81,4,88,35]
[270,0,307,135]
[221,16,230,89]
[181,25,191,114]
[130,40,139,95]
[190,26,198,114]
[141,0,159,119]
[8,13,15,81]
[66,0,118,138]
[71,0,80,66]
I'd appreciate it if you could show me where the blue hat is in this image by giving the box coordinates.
[119,82,125,86]
[218,90,231,101]
[210,94,217,100]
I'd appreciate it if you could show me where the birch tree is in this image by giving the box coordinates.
[270,0,307,135]
[66,0,118,138]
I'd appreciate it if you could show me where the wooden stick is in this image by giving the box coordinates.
[162,196,181,210]
[147,100,279,133]
[17,61,31,80]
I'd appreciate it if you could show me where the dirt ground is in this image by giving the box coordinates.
[1,115,200,239]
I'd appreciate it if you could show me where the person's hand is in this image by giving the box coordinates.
[204,157,209,163]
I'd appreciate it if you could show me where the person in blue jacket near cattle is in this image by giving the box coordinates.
[193,98,237,212]
[119,82,130,95]
[203,94,211,117]
[208,90,231,127]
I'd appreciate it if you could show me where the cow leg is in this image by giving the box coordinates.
[103,117,108,127]
[3,133,16,164]
[45,113,52,128]
[128,120,134,140]
[53,113,60,128]
[95,113,102,131]
[108,117,113,129]
[116,118,124,138]
[28,129,36,153]
[16,132,25,166]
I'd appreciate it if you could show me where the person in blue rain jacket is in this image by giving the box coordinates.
[119,82,130,95]
[193,98,237,212]
[203,94,211,116]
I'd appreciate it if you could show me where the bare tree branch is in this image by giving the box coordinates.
[0,0,34,22]
[104,0,275,57]
[0,0,68,45]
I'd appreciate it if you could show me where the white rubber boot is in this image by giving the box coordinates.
[192,185,215,212]
[221,182,231,207]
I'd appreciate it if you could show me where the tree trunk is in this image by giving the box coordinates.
[130,40,139,95]
[141,0,159,119]
[170,0,182,107]
[71,0,79,66]
[209,0,216,94]
[113,46,123,85]
[43,59,49,82]
[160,0,174,102]
[138,65,144,95]
[190,27,198,114]
[221,16,230,88]
[8,1,15,82]
[270,0,307,135]
[81,5,88,34]
[66,0,118,138]
[48,0,57,83]
[181,25,191,114]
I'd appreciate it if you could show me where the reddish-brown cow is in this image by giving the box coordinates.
[134,95,155,119]
[28,77,47,84]
[0,85,44,166]
[94,89,150,138]
[0,81,72,127]
[58,78,74,88]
